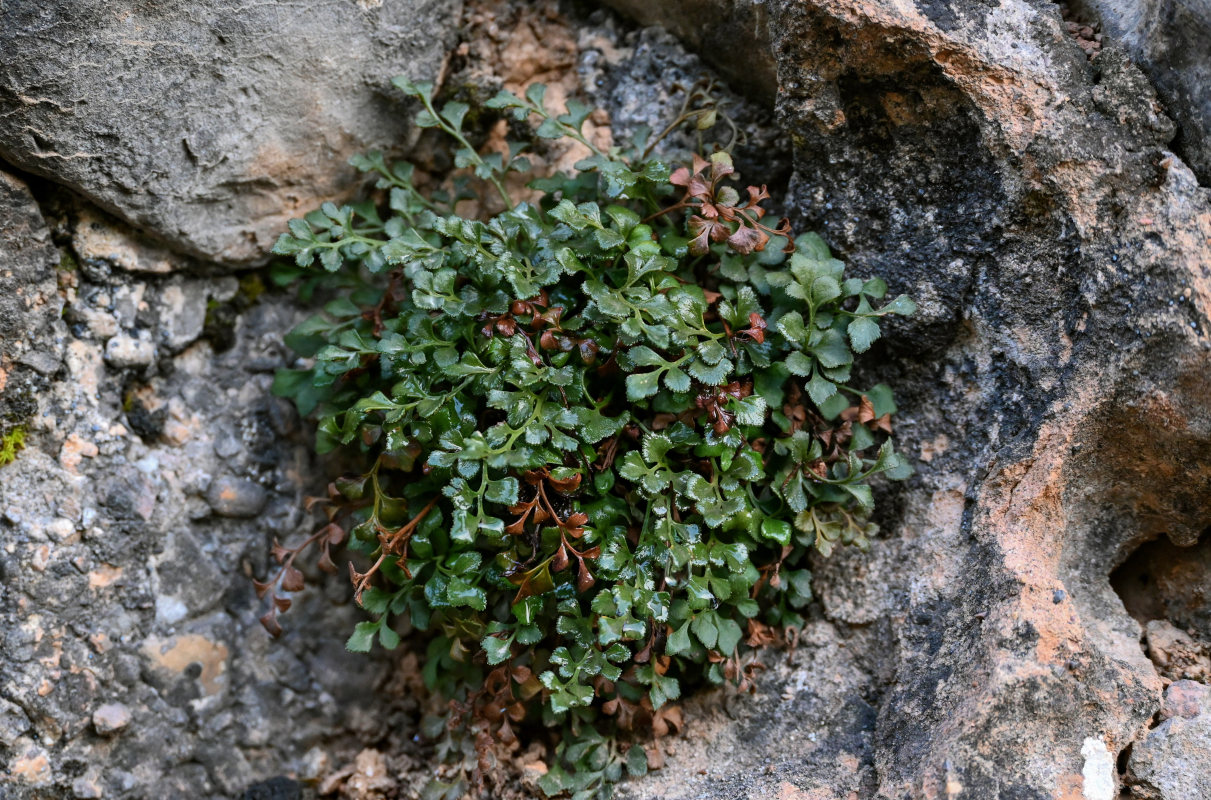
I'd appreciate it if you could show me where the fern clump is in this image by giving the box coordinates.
[265,78,914,797]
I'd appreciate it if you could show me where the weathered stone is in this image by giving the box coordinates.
[103,334,156,369]
[0,170,61,426]
[2,1,1209,798]
[602,1,1211,799]
[1144,620,1211,682]
[91,702,131,735]
[1079,0,1211,183]
[601,0,776,102]
[0,0,463,265]
[71,776,104,799]
[205,475,267,518]
[1127,680,1211,799]
[0,697,32,746]
[1160,680,1209,721]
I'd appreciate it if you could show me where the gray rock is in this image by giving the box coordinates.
[1128,681,1211,799]
[0,697,31,746]
[92,702,131,735]
[154,277,211,352]
[0,171,61,423]
[1080,0,1211,183]
[0,0,462,265]
[601,0,776,102]
[605,2,1211,799]
[205,475,267,518]
[71,776,104,799]
[103,334,156,368]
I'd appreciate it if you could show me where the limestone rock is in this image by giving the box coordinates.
[0,0,462,265]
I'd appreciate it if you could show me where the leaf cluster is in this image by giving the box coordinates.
[266,78,914,798]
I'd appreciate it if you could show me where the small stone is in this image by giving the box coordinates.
[103,334,156,368]
[205,475,267,518]
[16,349,62,375]
[44,517,76,543]
[92,702,131,735]
[59,433,100,471]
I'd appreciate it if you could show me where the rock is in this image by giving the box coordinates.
[1113,533,1211,643]
[0,170,61,426]
[92,702,132,735]
[1078,0,1211,183]
[602,1,1211,798]
[103,334,156,368]
[71,776,104,799]
[1160,680,1209,721]
[241,776,301,800]
[0,0,463,265]
[1144,620,1211,682]
[0,697,32,746]
[0,1,1209,798]
[601,0,776,102]
[1127,681,1211,799]
[205,475,267,518]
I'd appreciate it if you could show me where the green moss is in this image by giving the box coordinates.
[237,273,267,304]
[0,425,27,467]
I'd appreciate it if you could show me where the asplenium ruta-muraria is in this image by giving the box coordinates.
[264,77,915,798]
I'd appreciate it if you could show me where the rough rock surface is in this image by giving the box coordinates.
[2,1,1210,799]
[1077,0,1211,183]
[1126,680,1211,799]
[0,177,425,799]
[0,0,462,265]
[0,172,62,432]
[606,1,1211,799]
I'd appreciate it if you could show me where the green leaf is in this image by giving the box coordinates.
[848,315,881,352]
[626,745,648,778]
[482,634,513,665]
[716,617,743,654]
[785,351,815,377]
[691,613,718,649]
[806,371,836,406]
[810,329,853,368]
[626,370,661,401]
[447,578,487,611]
[346,621,378,653]
[883,294,917,315]
[760,517,792,546]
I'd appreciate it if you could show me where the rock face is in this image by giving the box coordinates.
[2,1,1210,799]
[0,0,461,265]
[1127,681,1211,799]
[606,1,1211,799]
[0,173,62,429]
[1079,0,1211,183]
[0,174,423,799]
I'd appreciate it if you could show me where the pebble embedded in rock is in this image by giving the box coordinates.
[205,475,267,518]
[92,702,131,735]
[103,334,155,368]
